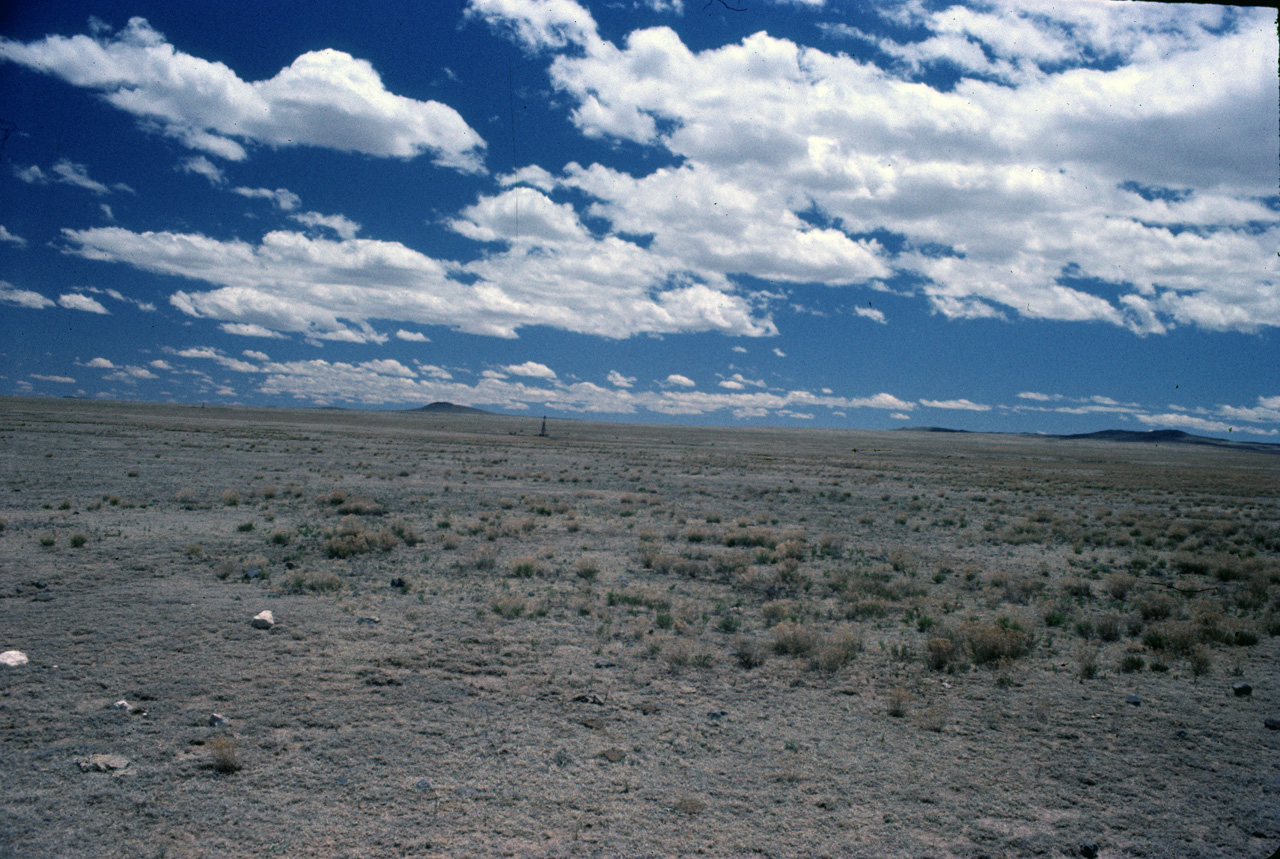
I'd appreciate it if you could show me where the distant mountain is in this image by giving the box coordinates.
[1053,428,1280,454]
[896,426,972,433]
[407,402,491,415]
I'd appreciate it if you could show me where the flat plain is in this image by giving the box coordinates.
[1,396,1278,859]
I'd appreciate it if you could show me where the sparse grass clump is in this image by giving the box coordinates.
[69,532,88,548]
[772,620,819,657]
[734,637,769,669]
[810,626,864,672]
[960,618,1033,666]
[220,489,240,507]
[1076,645,1099,679]
[282,570,342,593]
[1120,653,1145,673]
[39,532,56,547]
[207,736,241,774]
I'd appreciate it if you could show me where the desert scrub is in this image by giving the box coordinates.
[268,527,293,546]
[282,570,341,593]
[39,532,56,547]
[960,618,1034,666]
[69,532,88,548]
[925,636,958,671]
[491,594,527,618]
[510,556,543,578]
[810,626,864,672]
[1075,645,1100,679]
[220,489,241,507]
[772,620,820,657]
[206,736,241,774]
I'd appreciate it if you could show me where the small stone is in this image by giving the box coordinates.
[356,616,380,625]
[601,748,626,763]
[242,567,263,581]
[414,778,433,791]
[594,659,616,669]
[112,700,134,714]
[0,650,29,667]
[209,713,230,727]
[1079,841,1100,858]
[1126,695,1141,707]
[706,710,728,720]
[1263,718,1280,731]
[78,753,130,772]
[251,610,274,630]
[389,578,406,590]
[580,718,605,731]
[674,798,705,815]
[551,749,572,768]
[1232,682,1252,697]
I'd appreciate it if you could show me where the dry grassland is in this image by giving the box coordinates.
[1,397,1278,858]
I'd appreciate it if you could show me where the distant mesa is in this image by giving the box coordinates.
[897,426,972,433]
[408,401,491,415]
[1055,428,1279,454]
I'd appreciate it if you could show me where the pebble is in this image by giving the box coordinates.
[209,713,230,727]
[1079,841,1100,858]
[1232,682,1252,697]
[356,616,380,625]
[1264,719,1280,731]
[389,578,406,590]
[111,700,144,716]
[1126,695,1141,707]
[674,798,705,815]
[251,610,274,630]
[594,659,616,669]
[242,568,263,581]
[601,748,626,763]
[0,650,29,667]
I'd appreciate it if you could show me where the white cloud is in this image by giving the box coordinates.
[920,398,991,411]
[853,305,886,324]
[664,373,696,387]
[290,211,360,240]
[607,370,635,388]
[0,18,487,171]
[772,347,786,357]
[1133,412,1275,436]
[1017,391,1059,401]
[85,357,116,368]
[13,159,131,194]
[30,374,75,383]
[57,293,110,314]
[465,0,602,53]
[395,329,430,342]
[232,186,301,211]
[64,219,775,340]
[220,322,288,338]
[0,283,54,308]
[503,360,557,380]
[242,351,269,362]
[180,156,225,185]
[469,5,1277,335]
[148,359,174,370]
[0,226,28,246]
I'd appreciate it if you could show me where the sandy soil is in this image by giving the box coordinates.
[1,396,1277,859]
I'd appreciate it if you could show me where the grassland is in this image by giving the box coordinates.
[1,396,1277,858]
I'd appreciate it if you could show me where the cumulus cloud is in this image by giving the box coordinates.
[169,342,915,418]
[84,357,116,368]
[62,214,775,340]
[469,2,1277,335]
[920,398,991,411]
[290,211,361,240]
[664,373,696,387]
[14,159,131,194]
[180,156,225,185]
[607,370,635,388]
[0,283,54,308]
[503,360,557,379]
[57,293,110,314]
[395,329,430,342]
[30,374,76,383]
[232,186,301,211]
[0,17,487,171]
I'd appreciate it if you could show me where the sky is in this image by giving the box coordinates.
[0,0,1277,437]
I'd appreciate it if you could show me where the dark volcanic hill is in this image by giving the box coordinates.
[407,402,491,415]
[1054,428,1280,454]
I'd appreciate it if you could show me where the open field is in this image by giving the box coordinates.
[1,396,1278,859]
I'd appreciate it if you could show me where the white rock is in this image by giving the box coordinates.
[209,713,230,727]
[112,700,134,713]
[251,610,274,630]
[78,753,130,772]
[0,650,28,667]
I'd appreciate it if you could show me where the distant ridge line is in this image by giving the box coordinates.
[893,425,1277,453]
[407,401,492,415]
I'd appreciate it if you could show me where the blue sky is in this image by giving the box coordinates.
[1,0,1277,437]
